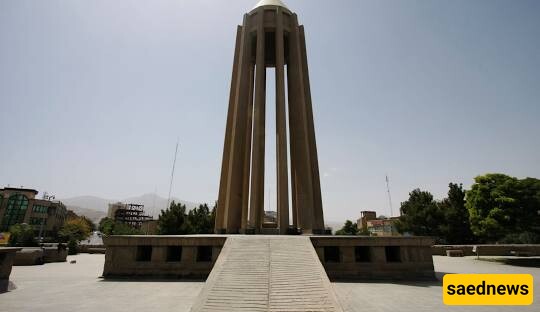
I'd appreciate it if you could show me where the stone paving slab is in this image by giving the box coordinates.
[190,236,343,312]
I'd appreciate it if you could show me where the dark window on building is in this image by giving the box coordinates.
[167,246,183,262]
[324,246,340,263]
[30,217,46,226]
[385,246,401,262]
[196,246,213,262]
[1,194,29,231]
[136,246,152,262]
[355,246,371,262]
[32,205,48,213]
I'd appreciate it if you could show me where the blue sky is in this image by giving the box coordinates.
[1,0,539,222]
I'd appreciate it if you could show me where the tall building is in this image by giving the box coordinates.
[0,187,67,237]
[357,211,377,232]
[357,210,400,237]
[107,202,152,229]
[215,0,324,234]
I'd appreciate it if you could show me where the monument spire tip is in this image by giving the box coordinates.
[253,0,289,10]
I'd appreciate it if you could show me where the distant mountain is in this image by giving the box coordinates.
[66,206,107,224]
[60,193,201,221]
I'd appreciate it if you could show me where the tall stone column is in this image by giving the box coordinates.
[275,7,289,234]
[216,15,253,234]
[249,11,266,232]
[217,1,325,235]
[299,26,325,232]
[288,13,315,232]
[215,26,242,233]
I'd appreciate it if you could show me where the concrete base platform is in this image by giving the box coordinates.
[103,235,226,279]
[311,236,435,280]
[103,235,434,281]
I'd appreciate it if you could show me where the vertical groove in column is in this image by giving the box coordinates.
[216,25,243,232]
[275,8,289,235]
[241,65,255,232]
[299,26,324,232]
[249,9,266,233]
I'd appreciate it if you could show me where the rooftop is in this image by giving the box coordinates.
[1,187,39,195]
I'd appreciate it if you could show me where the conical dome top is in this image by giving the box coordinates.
[253,0,289,10]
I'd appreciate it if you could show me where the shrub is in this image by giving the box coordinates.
[8,223,38,247]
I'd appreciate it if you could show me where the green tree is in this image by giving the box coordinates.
[59,217,92,255]
[395,189,443,238]
[79,216,96,231]
[59,217,92,242]
[187,204,214,234]
[112,222,142,235]
[98,217,142,235]
[335,220,358,235]
[157,201,191,235]
[466,174,540,243]
[438,183,476,244]
[8,223,38,247]
[99,217,115,235]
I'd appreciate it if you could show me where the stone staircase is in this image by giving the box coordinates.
[190,236,343,312]
[261,222,280,235]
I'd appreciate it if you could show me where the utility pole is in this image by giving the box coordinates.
[166,140,179,211]
[386,174,394,217]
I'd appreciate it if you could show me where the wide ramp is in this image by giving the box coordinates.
[190,236,343,312]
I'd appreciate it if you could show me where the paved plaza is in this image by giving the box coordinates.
[335,256,539,312]
[1,254,538,312]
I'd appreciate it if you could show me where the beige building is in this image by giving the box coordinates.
[357,211,399,236]
[0,187,67,238]
[366,218,399,237]
[357,211,377,233]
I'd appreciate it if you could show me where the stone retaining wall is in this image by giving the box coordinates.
[103,235,435,281]
[311,236,435,280]
[102,235,227,279]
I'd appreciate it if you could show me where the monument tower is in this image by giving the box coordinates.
[215,0,324,234]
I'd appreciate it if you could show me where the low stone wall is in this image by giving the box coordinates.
[432,244,540,256]
[42,247,68,262]
[311,236,435,280]
[79,244,105,254]
[87,248,106,254]
[102,235,227,279]
[14,248,44,266]
[103,235,435,281]
[0,247,21,292]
